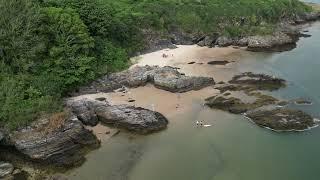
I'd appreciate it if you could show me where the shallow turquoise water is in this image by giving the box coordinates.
[68,22,320,180]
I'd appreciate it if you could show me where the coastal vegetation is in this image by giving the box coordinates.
[0,0,312,129]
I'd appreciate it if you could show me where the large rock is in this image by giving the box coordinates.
[67,99,169,134]
[197,35,218,47]
[246,108,316,131]
[73,66,215,95]
[205,96,248,114]
[0,162,14,178]
[215,36,234,47]
[96,105,168,134]
[67,99,102,126]
[6,115,99,167]
[246,32,296,52]
[150,66,215,92]
[229,72,286,91]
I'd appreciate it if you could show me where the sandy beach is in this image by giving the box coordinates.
[132,45,249,82]
[75,45,252,140]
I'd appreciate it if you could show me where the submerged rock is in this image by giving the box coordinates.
[67,99,169,134]
[6,114,99,167]
[246,109,316,131]
[0,162,14,178]
[73,66,215,95]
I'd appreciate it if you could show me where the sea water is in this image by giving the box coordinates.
[68,22,320,180]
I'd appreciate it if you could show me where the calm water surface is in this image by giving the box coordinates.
[68,22,320,180]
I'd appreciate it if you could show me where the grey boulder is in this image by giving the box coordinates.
[67,99,169,134]
[0,162,14,178]
[7,115,99,166]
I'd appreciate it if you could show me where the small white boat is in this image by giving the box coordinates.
[203,125,212,127]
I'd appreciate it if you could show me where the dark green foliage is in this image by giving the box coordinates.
[0,0,129,129]
[0,0,46,73]
[40,7,96,88]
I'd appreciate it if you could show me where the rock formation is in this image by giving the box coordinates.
[72,66,215,95]
[67,98,169,134]
[5,115,99,167]
[246,109,316,131]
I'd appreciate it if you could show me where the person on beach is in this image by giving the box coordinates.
[196,121,199,127]
[200,121,203,126]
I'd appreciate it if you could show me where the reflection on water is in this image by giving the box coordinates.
[69,22,320,180]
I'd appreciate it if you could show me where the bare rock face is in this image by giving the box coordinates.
[229,72,286,91]
[66,99,104,126]
[149,66,215,92]
[246,109,316,131]
[96,105,168,134]
[72,66,215,95]
[0,162,14,178]
[6,115,99,167]
[197,35,218,47]
[246,32,296,52]
[0,131,4,143]
[216,36,234,47]
[67,99,169,134]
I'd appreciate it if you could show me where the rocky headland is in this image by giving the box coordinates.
[143,11,320,53]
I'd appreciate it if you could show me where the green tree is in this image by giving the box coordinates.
[40,7,96,89]
[0,0,46,73]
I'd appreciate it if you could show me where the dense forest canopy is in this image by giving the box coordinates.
[0,0,311,129]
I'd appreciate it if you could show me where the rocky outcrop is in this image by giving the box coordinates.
[197,35,218,47]
[246,108,316,131]
[5,115,99,167]
[294,12,320,24]
[205,96,248,114]
[0,162,14,178]
[72,66,215,95]
[205,92,278,114]
[216,36,234,47]
[67,98,169,134]
[151,66,214,92]
[245,32,297,52]
[229,72,286,91]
